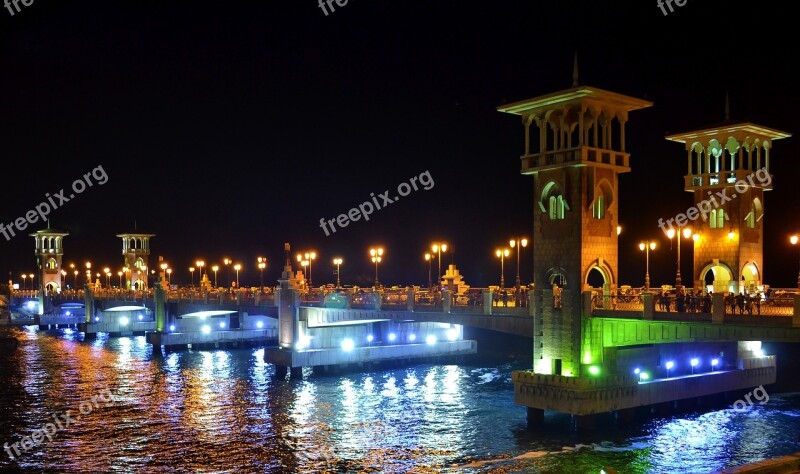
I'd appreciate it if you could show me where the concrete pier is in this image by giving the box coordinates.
[265,340,476,371]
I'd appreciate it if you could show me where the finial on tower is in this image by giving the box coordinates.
[572,52,579,87]
[725,91,730,121]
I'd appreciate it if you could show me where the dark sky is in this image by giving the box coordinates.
[1,0,798,289]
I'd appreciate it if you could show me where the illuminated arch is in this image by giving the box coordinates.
[699,261,735,293]
[545,267,568,287]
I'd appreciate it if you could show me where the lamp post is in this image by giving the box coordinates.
[189,267,195,288]
[370,247,383,287]
[21,274,27,290]
[791,235,800,290]
[29,273,35,291]
[295,252,316,287]
[60,270,66,290]
[118,271,123,288]
[160,263,168,284]
[333,258,343,287]
[666,227,692,288]
[424,253,432,288]
[233,264,241,288]
[212,265,219,288]
[166,268,172,284]
[495,248,510,289]
[195,260,205,285]
[510,237,528,291]
[639,241,657,291]
[223,258,232,288]
[257,258,266,292]
[74,270,79,288]
[431,243,447,286]
[104,268,111,288]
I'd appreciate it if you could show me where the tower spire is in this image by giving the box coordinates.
[725,92,730,121]
[572,52,579,87]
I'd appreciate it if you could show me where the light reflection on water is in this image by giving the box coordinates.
[0,327,798,473]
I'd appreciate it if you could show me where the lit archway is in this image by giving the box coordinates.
[45,281,60,295]
[699,262,734,293]
[741,262,761,292]
[545,267,568,287]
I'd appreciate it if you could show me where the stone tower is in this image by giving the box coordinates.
[117,232,155,289]
[665,108,790,294]
[30,227,69,295]
[498,74,651,377]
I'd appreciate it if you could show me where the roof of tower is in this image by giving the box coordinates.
[29,227,69,237]
[665,120,791,144]
[497,85,652,116]
[116,233,156,238]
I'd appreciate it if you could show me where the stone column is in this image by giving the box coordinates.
[154,281,166,333]
[483,289,493,315]
[442,290,452,313]
[406,288,415,311]
[712,292,725,324]
[373,291,382,311]
[276,287,300,349]
[642,292,654,320]
[793,294,800,328]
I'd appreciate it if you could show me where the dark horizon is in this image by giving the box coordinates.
[2,0,799,289]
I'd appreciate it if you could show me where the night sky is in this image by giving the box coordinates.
[1,0,798,289]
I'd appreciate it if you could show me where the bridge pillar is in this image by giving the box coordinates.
[528,289,537,317]
[84,284,95,323]
[154,281,166,332]
[793,294,800,328]
[276,287,300,349]
[712,292,725,324]
[373,291,382,311]
[345,289,352,309]
[254,292,260,305]
[483,289,493,315]
[642,293,654,320]
[442,290,452,313]
[407,288,415,311]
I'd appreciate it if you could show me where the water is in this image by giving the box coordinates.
[1,327,799,473]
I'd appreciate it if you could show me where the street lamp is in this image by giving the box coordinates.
[510,237,528,291]
[431,243,447,286]
[495,248,510,289]
[233,264,241,288]
[212,265,219,288]
[104,270,111,288]
[117,271,123,288]
[223,258,232,287]
[333,258,343,287]
[300,260,309,287]
[791,235,800,289]
[617,225,622,236]
[257,258,266,292]
[21,274,27,290]
[29,274,34,291]
[160,263,168,283]
[296,252,316,287]
[666,227,692,288]
[424,253,432,288]
[639,241,657,291]
[370,247,384,287]
[195,260,205,284]
[189,267,195,288]
[74,270,79,288]
[166,268,172,284]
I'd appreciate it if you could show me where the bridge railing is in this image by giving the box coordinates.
[381,289,408,309]
[723,296,794,316]
[413,290,443,311]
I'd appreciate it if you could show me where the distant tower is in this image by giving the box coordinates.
[498,66,651,376]
[666,101,790,294]
[30,226,69,294]
[117,232,155,289]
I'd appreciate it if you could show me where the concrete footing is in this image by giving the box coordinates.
[265,340,477,372]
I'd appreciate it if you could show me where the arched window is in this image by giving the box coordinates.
[46,258,57,270]
[746,198,763,229]
[549,195,565,220]
[592,195,605,219]
[541,181,567,220]
[717,209,725,229]
[710,210,718,229]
